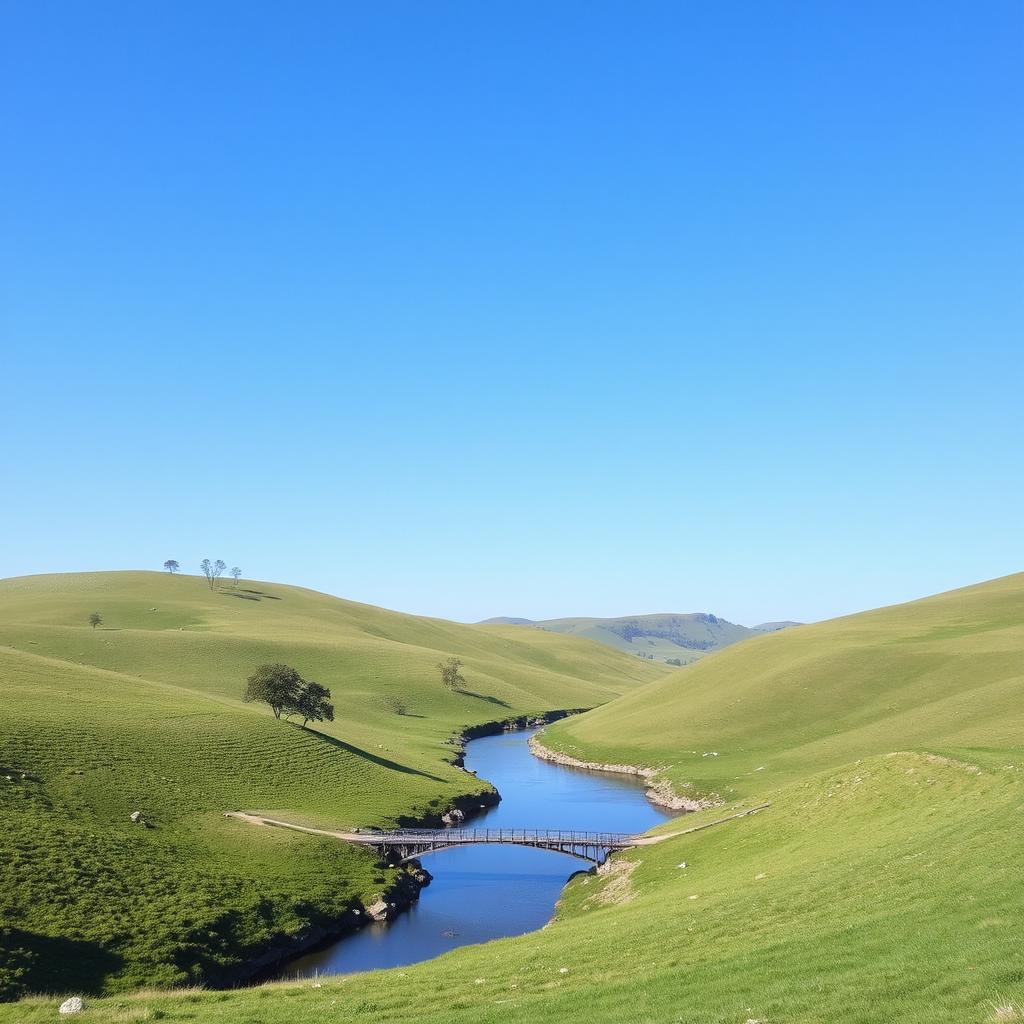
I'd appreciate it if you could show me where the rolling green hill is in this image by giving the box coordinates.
[9,572,1020,1023]
[0,571,661,1000]
[478,611,791,666]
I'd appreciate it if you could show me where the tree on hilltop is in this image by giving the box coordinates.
[163,560,179,574]
[88,612,102,630]
[243,663,304,719]
[200,559,227,590]
[230,567,242,587]
[437,656,465,691]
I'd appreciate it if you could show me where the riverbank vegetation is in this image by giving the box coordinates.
[0,571,661,1000]
[6,572,1020,1023]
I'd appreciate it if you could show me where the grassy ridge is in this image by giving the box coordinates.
[541,572,1024,804]
[484,611,762,666]
[0,572,661,998]
[6,572,1020,1022]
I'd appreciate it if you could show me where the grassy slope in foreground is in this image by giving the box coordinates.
[9,572,1020,1024]
[0,571,661,999]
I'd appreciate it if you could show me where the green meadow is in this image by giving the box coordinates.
[3,572,1022,1023]
[0,571,660,1000]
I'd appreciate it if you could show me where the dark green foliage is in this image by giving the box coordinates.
[163,560,179,574]
[243,664,303,719]
[288,681,334,729]
[437,656,465,691]
[88,612,102,629]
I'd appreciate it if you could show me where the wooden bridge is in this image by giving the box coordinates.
[226,804,772,866]
[354,827,637,865]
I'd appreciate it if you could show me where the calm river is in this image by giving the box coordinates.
[286,726,672,977]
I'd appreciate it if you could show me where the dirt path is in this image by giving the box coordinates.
[224,811,376,844]
[630,802,771,844]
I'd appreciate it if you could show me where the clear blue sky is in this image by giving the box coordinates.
[2,2,1021,625]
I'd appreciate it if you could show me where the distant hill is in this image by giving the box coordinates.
[477,612,800,665]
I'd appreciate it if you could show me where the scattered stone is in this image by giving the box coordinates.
[558,967,569,974]
[129,811,143,824]
[755,872,767,880]
[58,996,84,1014]
[688,894,699,900]
[677,862,688,869]
[441,807,465,827]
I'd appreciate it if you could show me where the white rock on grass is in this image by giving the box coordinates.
[59,996,84,1014]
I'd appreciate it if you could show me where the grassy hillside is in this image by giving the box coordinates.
[0,571,661,999]
[9,572,1020,1023]
[480,611,772,666]
[541,572,1024,805]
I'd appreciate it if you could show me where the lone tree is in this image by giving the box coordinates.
[163,560,180,574]
[88,612,102,629]
[437,656,465,691]
[230,566,242,587]
[243,663,303,719]
[288,681,334,729]
[200,559,227,590]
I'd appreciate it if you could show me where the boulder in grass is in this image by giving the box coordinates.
[129,811,143,824]
[59,996,84,1014]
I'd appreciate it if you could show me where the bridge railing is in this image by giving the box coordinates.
[360,827,635,846]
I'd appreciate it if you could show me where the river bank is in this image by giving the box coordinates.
[229,709,591,985]
[527,733,720,811]
[282,721,672,979]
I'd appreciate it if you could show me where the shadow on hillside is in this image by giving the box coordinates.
[0,928,124,1000]
[221,588,281,601]
[460,690,510,708]
[291,725,446,782]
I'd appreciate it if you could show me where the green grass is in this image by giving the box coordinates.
[4,572,1022,1023]
[541,572,1024,804]
[0,571,661,999]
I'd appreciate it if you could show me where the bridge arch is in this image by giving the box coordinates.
[361,827,636,867]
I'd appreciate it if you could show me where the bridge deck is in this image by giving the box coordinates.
[358,827,636,847]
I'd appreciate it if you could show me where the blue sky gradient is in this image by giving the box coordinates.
[2,2,1021,624]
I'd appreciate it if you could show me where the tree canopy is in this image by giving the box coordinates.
[243,664,334,728]
[289,681,334,728]
[437,656,465,691]
[200,559,227,590]
[243,663,303,719]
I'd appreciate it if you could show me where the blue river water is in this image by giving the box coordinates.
[285,727,672,978]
